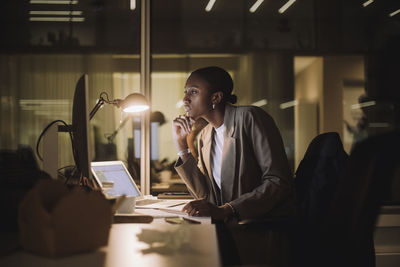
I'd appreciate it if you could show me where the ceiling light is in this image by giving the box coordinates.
[249,0,264,13]
[389,9,400,17]
[369,122,390,128]
[279,0,296,14]
[19,99,70,105]
[130,0,136,10]
[351,101,376,109]
[205,0,216,12]
[29,17,85,22]
[30,0,78,4]
[251,99,268,107]
[280,100,298,109]
[29,10,83,15]
[362,0,374,7]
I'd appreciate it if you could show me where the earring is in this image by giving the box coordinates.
[212,104,215,110]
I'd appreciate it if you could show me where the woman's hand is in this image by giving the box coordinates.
[182,199,233,220]
[172,115,194,151]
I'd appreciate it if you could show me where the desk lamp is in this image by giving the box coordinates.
[87,91,150,189]
[89,92,149,120]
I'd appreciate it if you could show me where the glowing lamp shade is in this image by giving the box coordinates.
[119,93,149,113]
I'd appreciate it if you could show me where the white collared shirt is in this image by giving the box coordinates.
[211,123,224,189]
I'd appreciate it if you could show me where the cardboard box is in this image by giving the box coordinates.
[18,179,112,257]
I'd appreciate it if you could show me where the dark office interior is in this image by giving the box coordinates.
[1,0,400,266]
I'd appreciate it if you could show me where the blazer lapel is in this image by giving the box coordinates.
[220,104,237,203]
[201,125,213,180]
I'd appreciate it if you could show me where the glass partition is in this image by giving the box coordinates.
[1,0,399,200]
[149,0,400,197]
[0,1,141,180]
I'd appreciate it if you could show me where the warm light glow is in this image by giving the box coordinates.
[249,0,264,13]
[205,0,216,12]
[251,99,268,107]
[29,10,83,15]
[362,0,374,7]
[123,105,149,113]
[389,9,400,17]
[29,17,85,22]
[130,0,136,10]
[119,93,149,113]
[280,100,298,109]
[279,0,296,14]
[30,0,78,4]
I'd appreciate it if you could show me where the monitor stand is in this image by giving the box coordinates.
[42,123,58,179]
[42,124,72,179]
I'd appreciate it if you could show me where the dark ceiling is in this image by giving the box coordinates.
[0,0,399,54]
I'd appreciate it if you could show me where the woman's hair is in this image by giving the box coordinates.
[191,66,237,104]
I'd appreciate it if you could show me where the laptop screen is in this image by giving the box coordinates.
[91,161,141,197]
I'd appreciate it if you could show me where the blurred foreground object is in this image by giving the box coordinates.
[0,145,51,232]
[18,179,113,257]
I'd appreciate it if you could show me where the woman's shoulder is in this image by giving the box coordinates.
[233,105,272,119]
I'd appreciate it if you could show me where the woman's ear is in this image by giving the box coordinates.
[212,91,223,105]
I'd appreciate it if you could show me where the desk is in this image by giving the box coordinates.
[0,223,221,267]
[0,197,294,267]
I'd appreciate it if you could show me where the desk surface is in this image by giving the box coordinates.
[0,223,221,267]
[0,196,295,267]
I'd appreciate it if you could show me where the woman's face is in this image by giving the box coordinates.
[183,73,213,120]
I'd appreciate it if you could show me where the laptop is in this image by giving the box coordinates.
[91,161,189,208]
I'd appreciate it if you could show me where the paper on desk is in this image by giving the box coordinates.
[135,206,212,224]
[137,203,188,217]
[136,208,183,218]
[160,204,213,224]
[135,199,190,209]
[157,206,187,216]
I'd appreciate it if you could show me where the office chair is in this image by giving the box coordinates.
[295,132,349,227]
[321,131,400,267]
[294,132,349,266]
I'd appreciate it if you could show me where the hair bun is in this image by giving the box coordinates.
[227,94,237,104]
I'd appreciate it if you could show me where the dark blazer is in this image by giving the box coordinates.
[175,104,296,220]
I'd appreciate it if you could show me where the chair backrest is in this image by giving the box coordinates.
[322,131,400,267]
[295,132,349,227]
[294,132,349,266]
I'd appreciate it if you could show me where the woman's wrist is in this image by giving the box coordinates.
[221,203,235,218]
[175,139,188,151]
[177,148,191,157]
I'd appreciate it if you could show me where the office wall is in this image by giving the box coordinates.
[151,72,187,162]
[294,56,364,166]
[294,57,322,169]
[322,56,365,138]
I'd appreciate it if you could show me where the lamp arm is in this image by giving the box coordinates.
[106,115,130,143]
[111,99,122,108]
[89,92,147,120]
[89,97,105,120]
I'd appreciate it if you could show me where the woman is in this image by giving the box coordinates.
[173,66,295,221]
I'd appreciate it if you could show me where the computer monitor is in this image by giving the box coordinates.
[71,74,92,181]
